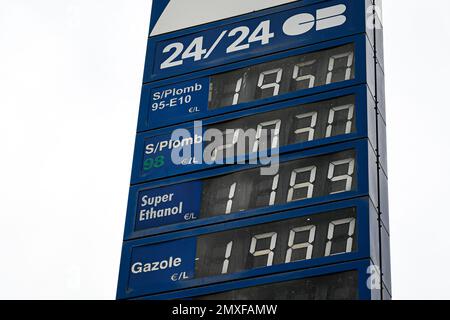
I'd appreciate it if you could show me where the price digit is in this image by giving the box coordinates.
[252,119,281,153]
[211,130,240,162]
[293,60,316,88]
[326,51,354,84]
[232,77,243,105]
[258,68,283,97]
[326,104,355,137]
[325,218,356,256]
[249,232,278,266]
[285,225,316,262]
[327,158,355,194]
[225,182,237,214]
[295,112,318,142]
[221,241,233,274]
[269,174,279,206]
[287,166,317,202]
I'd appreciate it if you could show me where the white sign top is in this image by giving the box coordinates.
[150,0,297,36]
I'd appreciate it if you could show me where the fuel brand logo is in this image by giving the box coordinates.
[283,4,347,36]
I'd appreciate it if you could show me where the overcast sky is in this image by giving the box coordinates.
[1,0,450,300]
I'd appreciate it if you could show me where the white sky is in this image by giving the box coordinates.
[1,0,450,300]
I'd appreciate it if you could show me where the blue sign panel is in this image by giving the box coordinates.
[134,181,202,231]
[145,0,370,82]
[127,237,197,294]
[117,198,378,299]
[147,77,209,124]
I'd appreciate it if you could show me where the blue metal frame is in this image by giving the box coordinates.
[138,34,374,132]
[124,139,378,240]
[145,0,372,82]
[117,198,378,299]
[132,84,376,183]
[133,259,377,300]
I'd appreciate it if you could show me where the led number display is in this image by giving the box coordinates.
[205,95,356,161]
[209,44,354,110]
[195,208,357,278]
[201,149,356,217]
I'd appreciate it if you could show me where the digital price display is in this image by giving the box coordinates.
[206,95,356,158]
[213,94,355,149]
[135,94,359,183]
[201,149,356,217]
[194,208,357,278]
[196,271,358,300]
[208,44,354,110]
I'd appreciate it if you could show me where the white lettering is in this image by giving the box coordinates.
[131,257,182,274]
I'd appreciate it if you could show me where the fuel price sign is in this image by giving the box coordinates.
[117,0,391,300]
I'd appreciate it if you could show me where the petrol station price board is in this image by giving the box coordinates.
[117,0,391,300]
